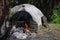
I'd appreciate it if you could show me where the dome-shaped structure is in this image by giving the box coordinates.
[5,4,48,40]
[10,4,44,27]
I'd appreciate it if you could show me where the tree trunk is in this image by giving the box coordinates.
[0,0,9,38]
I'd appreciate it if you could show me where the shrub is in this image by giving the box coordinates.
[51,3,60,24]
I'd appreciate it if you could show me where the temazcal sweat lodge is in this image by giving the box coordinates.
[9,4,47,33]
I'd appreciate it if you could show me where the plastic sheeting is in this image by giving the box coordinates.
[9,4,44,27]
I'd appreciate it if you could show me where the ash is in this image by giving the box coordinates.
[6,27,37,40]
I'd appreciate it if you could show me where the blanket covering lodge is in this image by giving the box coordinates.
[10,4,44,27]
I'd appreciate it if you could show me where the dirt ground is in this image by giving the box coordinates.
[6,24,60,40]
[38,24,60,40]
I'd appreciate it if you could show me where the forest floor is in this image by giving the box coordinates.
[20,23,60,40]
[38,23,60,40]
[7,24,60,40]
[17,24,60,40]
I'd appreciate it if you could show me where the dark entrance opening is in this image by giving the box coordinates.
[9,11,38,34]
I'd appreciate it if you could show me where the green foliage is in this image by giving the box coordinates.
[51,3,60,24]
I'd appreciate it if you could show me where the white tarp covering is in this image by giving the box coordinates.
[9,4,44,27]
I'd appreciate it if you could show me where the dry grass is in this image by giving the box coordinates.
[38,24,60,40]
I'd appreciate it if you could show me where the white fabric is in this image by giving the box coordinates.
[10,4,44,27]
[12,32,28,39]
